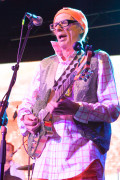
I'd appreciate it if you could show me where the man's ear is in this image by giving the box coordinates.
[78,29,84,40]
[80,32,84,40]
[79,26,84,35]
[77,25,84,38]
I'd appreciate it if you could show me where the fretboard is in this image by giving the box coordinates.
[38,53,88,121]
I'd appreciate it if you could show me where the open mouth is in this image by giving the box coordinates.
[59,34,67,40]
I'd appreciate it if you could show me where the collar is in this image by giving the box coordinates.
[51,41,77,65]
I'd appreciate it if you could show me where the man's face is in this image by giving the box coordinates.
[6,144,13,162]
[53,13,84,50]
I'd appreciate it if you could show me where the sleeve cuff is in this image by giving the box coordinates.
[74,102,89,124]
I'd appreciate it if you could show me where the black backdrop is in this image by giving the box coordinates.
[0,0,120,63]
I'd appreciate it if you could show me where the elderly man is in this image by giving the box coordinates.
[17,7,120,180]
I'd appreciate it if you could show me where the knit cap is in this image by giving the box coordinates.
[54,7,88,41]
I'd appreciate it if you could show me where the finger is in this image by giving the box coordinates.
[47,101,58,113]
[50,101,58,107]
[46,103,53,114]
[24,114,37,121]
[24,119,38,126]
[27,123,41,134]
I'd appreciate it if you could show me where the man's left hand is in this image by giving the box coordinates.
[53,99,80,115]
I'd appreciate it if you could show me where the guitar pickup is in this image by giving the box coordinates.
[44,121,54,137]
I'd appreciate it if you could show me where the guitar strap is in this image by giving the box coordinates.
[38,51,87,137]
[53,51,84,91]
[43,51,86,137]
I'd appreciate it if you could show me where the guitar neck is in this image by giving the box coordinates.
[54,54,88,102]
[39,54,88,121]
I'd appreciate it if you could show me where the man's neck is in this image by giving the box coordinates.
[61,48,74,61]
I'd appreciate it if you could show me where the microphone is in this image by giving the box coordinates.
[26,12,43,26]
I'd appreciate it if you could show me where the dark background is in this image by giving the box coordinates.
[0,0,120,64]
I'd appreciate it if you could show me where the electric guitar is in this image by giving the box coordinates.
[26,49,94,159]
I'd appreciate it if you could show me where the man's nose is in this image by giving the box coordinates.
[55,23,63,31]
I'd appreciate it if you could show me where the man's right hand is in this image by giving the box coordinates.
[23,114,41,134]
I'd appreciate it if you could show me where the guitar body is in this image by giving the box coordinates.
[28,132,48,159]
[28,90,53,159]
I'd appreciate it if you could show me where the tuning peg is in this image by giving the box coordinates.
[79,76,82,80]
[81,72,85,76]
[85,74,90,79]
[88,70,93,75]
[84,77,88,82]
[73,41,82,51]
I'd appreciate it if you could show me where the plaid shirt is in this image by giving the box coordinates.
[18,41,120,180]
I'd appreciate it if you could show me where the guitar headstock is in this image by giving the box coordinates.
[79,69,93,82]
[74,45,94,82]
[74,68,93,82]
[85,44,95,57]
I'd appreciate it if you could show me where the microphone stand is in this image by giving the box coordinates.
[0,127,7,180]
[0,17,34,180]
